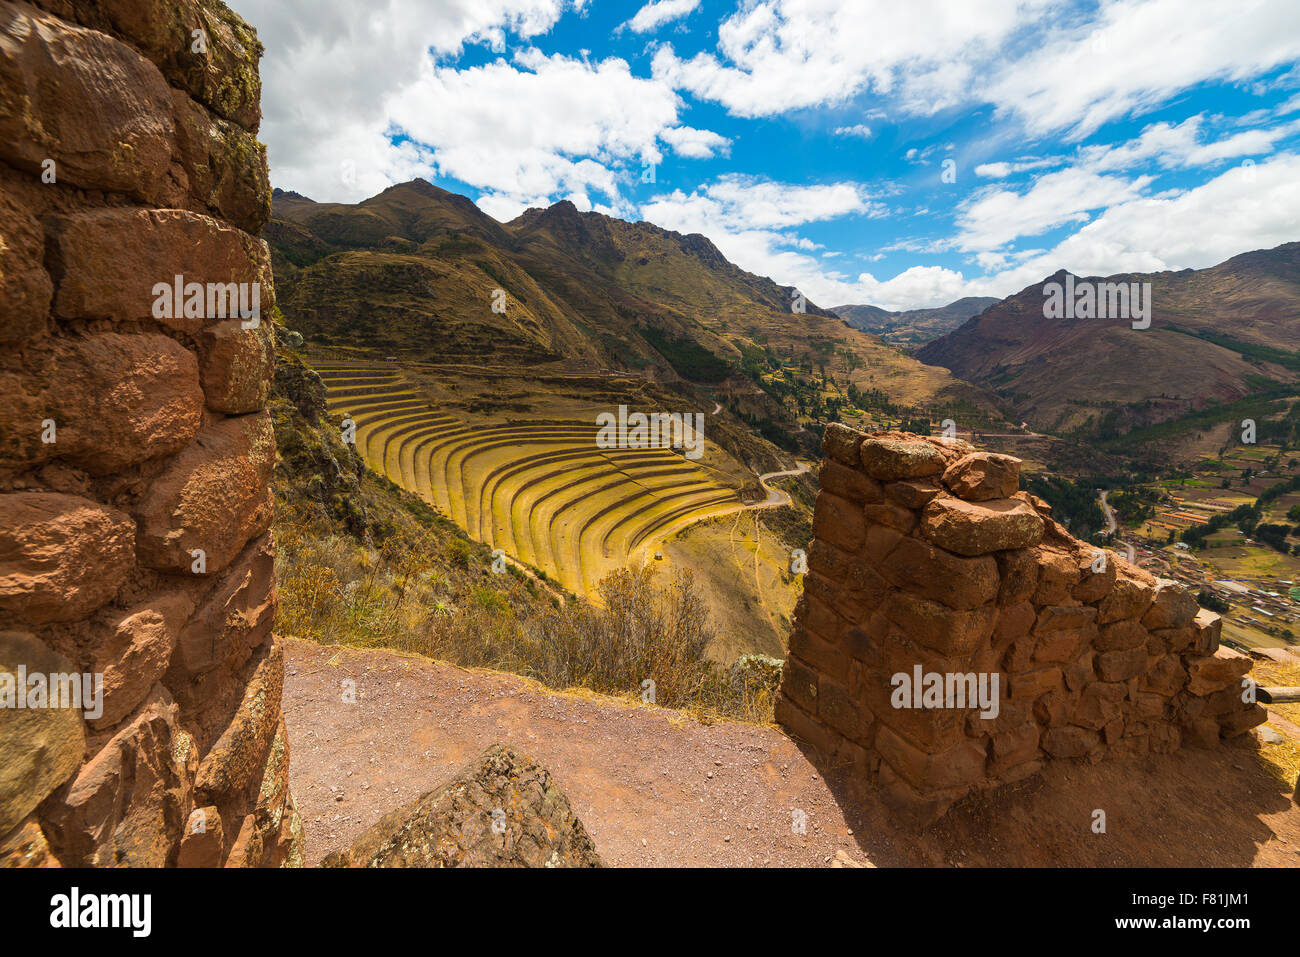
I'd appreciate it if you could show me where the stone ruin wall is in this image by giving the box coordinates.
[776,424,1268,819]
[0,0,299,866]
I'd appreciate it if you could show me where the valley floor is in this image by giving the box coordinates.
[283,638,1300,867]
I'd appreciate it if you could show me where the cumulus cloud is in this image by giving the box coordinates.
[642,175,876,232]
[828,153,1300,309]
[626,0,700,33]
[955,168,1154,252]
[659,124,731,159]
[386,51,685,215]
[649,0,1051,119]
[987,0,1300,139]
[1076,115,1300,172]
[230,0,724,208]
[230,0,584,200]
[647,0,1300,145]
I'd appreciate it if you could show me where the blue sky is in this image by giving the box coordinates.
[235,0,1300,310]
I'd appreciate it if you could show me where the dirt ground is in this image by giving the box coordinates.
[282,637,1300,867]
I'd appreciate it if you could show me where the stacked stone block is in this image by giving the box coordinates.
[776,424,1267,819]
[0,0,299,866]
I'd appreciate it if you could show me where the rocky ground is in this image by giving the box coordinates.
[283,637,1300,867]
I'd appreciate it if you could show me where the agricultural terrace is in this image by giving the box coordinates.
[316,362,744,596]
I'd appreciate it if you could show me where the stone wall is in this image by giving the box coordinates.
[0,0,299,866]
[776,425,1267,819]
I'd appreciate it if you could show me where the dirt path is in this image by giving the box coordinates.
[1100,489,1118,534]
[283,637,1300,868]
[283,638,864,867]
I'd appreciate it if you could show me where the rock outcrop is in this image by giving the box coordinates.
[322,745,604,868]
[777,426,1266,820]
[0,0,298,866]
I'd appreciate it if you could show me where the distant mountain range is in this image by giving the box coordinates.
[832,297,1000,347]
[266,181,998,424]
[916,243,1300,445]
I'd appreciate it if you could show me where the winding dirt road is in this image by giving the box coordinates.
[754,462,811,508]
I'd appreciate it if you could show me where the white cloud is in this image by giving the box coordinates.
[660,124,731,158]
[642,175,876,233]
[231,0,729,210]
[387,51,682,210]
[1076,115,1300,171]
[626,0,700,33]
[230,0,583,200]
[825,152,1300,310]
[650,0,1050,119]
[646,0,1300,145]
[994,151,1300,283]
[834,124,873,138]
[955,168,1153,252]
[987,0,1300,139]
[974,157,1059,178]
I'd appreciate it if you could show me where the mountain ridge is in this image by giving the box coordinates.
[916,242,1300,450]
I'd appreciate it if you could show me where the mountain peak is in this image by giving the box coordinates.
[272,187,315,203]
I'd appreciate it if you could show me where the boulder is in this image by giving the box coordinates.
[920,496,1045,556]
[133,411,275,575]
[0,492,134,624]
[90,592,192,729]
[941,452,1021,501]
[860,437,946,481]
[176,805,224,868]
[169,88,270,234]
[0,816,60,867]
[822,422,865,466]
[47,207,272,335]
[882,590,997,656]
[322,744,603,868]
[812,490,865,551]
[1141,579,1199,631]
[0,2,182,205]
[41,686,191,867]
[880,535,999,610]
[170,532,274,680]
[194,637,282,807]
[1190,608,1222,654]
[1186,646,1252,696]
[818,458,881,504]
[0,631,86,835]
[0,180,52,343]
[50,332,204,474]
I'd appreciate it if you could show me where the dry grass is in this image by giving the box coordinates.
[1251,656,1300,789]
[275,507,776,723]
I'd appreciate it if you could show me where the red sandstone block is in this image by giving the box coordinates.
[817,678,874,747]
[0,492,135,624]
[787,627,849,686]
[780,655,820,716]
[819,458,882,504]
[0,4,182,205]
[876,724,987,791]
[813,490,866,551]
[774,694,836,756]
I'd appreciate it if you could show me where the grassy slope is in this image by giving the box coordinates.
[270,337,780,720]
